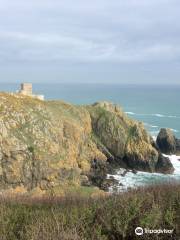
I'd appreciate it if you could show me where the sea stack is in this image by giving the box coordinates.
[156,128,180,155]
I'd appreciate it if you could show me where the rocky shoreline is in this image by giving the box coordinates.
[0,93,178,195]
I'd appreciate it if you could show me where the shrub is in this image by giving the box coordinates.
[0,183,179,240]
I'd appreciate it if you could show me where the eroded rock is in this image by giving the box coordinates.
[156,128,176,154]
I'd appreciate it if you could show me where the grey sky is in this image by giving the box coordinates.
[0,0,180,84]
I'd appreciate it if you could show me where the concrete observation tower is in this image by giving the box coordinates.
[19,83,44,100]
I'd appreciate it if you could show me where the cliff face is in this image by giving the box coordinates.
[88,102,171,173]
[0,94,174,194]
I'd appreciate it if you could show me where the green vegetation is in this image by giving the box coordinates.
[0,183,179,240]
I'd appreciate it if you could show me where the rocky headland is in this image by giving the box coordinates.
[0,93,175,195]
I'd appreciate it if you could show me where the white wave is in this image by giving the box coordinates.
[163,154,180,175]
[152,136,157,141]
[170,128,179,133]
[168,115,179,118]
[153,114,165,117]
[108,154,180,192]
[125,111,135,115]
[126,111,180,119]
[144,123,158,128]
[151,113,180,118]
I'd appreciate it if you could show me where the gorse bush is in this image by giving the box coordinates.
[0,183,179,240]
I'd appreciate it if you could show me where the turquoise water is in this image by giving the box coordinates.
[1,83,179,138]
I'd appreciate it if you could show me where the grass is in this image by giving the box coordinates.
[47,185,103,198]
[0,183,179,240]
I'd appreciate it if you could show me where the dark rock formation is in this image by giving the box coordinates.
[156,128,176,154]
[156,128,180,155]
[89,159,108,189]
[132,169,137,174]
[155,153,174,174]
[100,177,119,191]
[176,139,180,154]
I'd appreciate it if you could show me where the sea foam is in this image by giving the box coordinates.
[126,111,180,119]
[125,112,135,115]
[163,154,180,175]
[108,154,180,192]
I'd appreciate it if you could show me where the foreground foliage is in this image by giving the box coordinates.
[0,183,179,240]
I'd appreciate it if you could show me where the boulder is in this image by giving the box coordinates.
[132,169,137,174]
[100,177,119,191]
[155,153,174,174]
[156,128,176,154]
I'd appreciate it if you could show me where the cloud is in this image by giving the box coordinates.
[0,30,179,63]
[0,0,180,83]
[0,31,116,61]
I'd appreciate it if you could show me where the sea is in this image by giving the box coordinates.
[1,83,180,191]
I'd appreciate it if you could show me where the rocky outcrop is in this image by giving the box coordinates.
[156,128,176,154]
[155,153,174,174]
[0,93,107,193]
[88,102,174,173]
[0,94,174,194]
[156,128,180,155]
